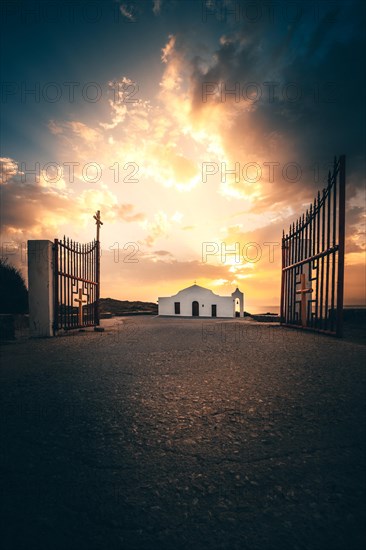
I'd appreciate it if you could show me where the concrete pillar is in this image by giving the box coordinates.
[28,240,54,337]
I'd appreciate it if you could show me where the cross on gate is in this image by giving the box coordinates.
[74,288,87,326]
[93,210,103,241]
[296,273,313,327]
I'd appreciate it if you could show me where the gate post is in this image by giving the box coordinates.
[93,210,103,326]
[27,240,55,337]
[95,238,100,326]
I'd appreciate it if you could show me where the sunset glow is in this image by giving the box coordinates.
[1,1,365,308]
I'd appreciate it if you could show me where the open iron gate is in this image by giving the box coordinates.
[280,155,346,337]
[53,237,100,332]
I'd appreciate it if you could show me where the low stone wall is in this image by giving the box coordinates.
[250,314,281,322]
[0,314,15,340]
[343,309,366,323]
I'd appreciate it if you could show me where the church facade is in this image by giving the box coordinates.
[158,284,244,318]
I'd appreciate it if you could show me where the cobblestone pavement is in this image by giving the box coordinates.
[1,317,365,550]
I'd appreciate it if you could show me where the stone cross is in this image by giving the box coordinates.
[93,210,103,242]
[296,273,313,327]
[75,288,87,326]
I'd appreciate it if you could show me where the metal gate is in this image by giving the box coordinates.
[53,238,100,331]
[53,211,102,332]
[280,156,346,337]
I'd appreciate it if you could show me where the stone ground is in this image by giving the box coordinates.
[0,316,365,550]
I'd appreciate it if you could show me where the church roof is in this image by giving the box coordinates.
[158,283,243,300]
[175,284,215,295]
[182,284,211,292]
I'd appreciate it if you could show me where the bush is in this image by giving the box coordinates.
[0,258,28,314]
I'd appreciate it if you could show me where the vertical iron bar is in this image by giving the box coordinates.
[89,243,91,325]
[284,236,288,323]
[68,239,71,329]
[77,242,80,327]
[304,216,308,324]
[295,220,300,323]
[85,243,88,325]
[300,215,305,267]
[90,244,92,325]
[312,200,317,327]
[309,204,313,326]
[330,161,337,331]
[315,194,320,327]
[63,239,66,330]
[60,238,63,329]
[319,189,326,328]
[301,215,306,323]
[72,240,75,329]
[80,243,83,326]
[53,240,59,333]
[94,239,96,325]
[81,243,84,326]
[96,238,100,325]
[325,173,331,330]
[74,240,76,320]
[73,240,76,328]
[292,224,296,323]
[304,212,309,261]
[336,155,346,337]
[61,240,63,329]
[59,241,61,332]
[83,243,85,326]
[68,240,72,329]
[289,227,293,322]
[63,237,66,329]
[89,243,92,325]
[280,231,285,323]
[90,243,92,325]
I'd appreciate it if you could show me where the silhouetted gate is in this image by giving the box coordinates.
[53,237,100,331]
[280,155,346,337]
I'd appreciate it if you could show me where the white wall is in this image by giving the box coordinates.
[28,240,55,337]
[158,286,235,317]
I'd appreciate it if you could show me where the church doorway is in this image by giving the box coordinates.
[192,301,199,316]
[211,304,217,317]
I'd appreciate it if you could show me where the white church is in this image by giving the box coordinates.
[158,284,244,318]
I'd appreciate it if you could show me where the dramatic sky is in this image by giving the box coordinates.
[1,0,365,308]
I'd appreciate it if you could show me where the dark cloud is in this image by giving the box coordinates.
[186,0,365,211]
[0,169,145,239]
[1,179,70,236]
